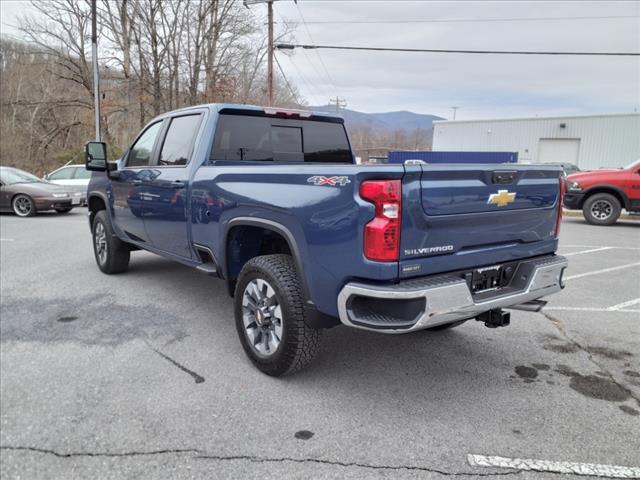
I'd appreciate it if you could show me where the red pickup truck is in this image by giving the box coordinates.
[564,160,640,225]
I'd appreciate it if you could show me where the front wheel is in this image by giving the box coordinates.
[12,194,36,217]
[92,210,130,274]
[582,193,621,226]
[234,254,321,376]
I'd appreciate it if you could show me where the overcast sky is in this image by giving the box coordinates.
[2,0,639,119]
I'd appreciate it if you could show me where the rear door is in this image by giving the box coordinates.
[400,164,563,278]
[142,113,203,258]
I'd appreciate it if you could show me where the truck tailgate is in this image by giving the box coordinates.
[399,164,563,278]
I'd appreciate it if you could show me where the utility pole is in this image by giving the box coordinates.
[267,1,273,106]
[329,96,347,113]
[91,0,100,141]
[451,106,459,120]
[244,0,282,106]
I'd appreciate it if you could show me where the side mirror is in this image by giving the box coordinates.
[85,141,107,171]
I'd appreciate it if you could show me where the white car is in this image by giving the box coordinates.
[44,164,91,205]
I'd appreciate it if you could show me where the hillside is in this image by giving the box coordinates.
[310,106,445,132]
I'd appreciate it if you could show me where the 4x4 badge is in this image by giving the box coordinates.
[307,176,351,187]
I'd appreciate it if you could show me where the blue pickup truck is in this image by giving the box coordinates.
[85,103,568,376]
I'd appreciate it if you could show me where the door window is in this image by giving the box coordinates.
[48,167,75,180]
[127,122,163,167]
[158,114,202,166]
[73,167,92,179]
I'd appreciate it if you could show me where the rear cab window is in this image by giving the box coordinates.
[211,110,352,164]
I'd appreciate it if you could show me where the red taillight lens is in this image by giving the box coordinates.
[360,180,402,261]
[555,177,565,238]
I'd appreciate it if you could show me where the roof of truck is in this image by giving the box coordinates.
[163,103,342,120]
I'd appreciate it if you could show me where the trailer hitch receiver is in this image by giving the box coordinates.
[476,309,511,328]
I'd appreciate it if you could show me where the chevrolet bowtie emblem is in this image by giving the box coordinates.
[487,189,516,207]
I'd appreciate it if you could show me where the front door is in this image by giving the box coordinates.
[142,113,203,258]
[111,121,163,244]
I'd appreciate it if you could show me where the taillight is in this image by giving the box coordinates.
[555,176,565,238]
[360,180,402,261]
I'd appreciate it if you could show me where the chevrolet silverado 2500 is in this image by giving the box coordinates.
[85,104,568,376]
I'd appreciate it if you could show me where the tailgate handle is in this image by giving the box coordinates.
[492,171,517,184]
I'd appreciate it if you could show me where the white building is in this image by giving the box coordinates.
[432,113,640,170]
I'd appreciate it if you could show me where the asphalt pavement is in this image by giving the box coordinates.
[1,211,639,479]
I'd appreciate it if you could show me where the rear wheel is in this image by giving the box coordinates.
[583,193,621,225]
[12,194,35,217]
[234,254,321,376]
[92,210,130,274]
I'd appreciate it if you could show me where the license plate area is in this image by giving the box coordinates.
[466,263,516,294]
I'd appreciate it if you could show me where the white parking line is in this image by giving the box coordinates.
[0,238,15,242]
[468,454,640,478]
[608,298,640,311]
[563,246,613,257]
[565,262,640,281]
[545,307,640,313]
[561,244,640,250]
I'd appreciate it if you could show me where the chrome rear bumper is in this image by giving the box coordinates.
[337,255,568,334]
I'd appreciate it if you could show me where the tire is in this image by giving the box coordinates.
[55,207,73,214]
[234,254,321,376]
[582,193,621,226]
[424,320,467,332]
[12,194,36,217]
[92,210,130,274]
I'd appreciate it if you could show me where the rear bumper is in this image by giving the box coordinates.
[337,255,568,334]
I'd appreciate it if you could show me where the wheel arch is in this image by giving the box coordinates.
[88,193,108,229]
[582,186,629,210]
[223,217,309,301]
[11,192,35,214]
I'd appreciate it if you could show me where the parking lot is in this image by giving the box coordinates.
[0,211,638,479]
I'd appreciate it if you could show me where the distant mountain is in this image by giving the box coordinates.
[309,106,445,132]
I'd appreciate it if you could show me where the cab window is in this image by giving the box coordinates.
[73,167,92,179]
[127,122,162,167]
[48,167,74,180]
[158,114,202,166]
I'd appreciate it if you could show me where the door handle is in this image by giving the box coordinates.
[170,181,185,189]
[131,179,142,186]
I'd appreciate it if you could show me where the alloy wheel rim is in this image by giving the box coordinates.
[591,200,612,220]
[14,196,31,216]
[94,222,108,264]
[242,278,283,358]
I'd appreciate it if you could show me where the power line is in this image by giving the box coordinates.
[285,54,326,105]
[273,8,334,104]
[294,2,338,94]
[273,53,299,103]
[279,15,640,25]
[276,43,640,56]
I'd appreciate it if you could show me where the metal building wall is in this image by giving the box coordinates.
[432,113,640,170]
